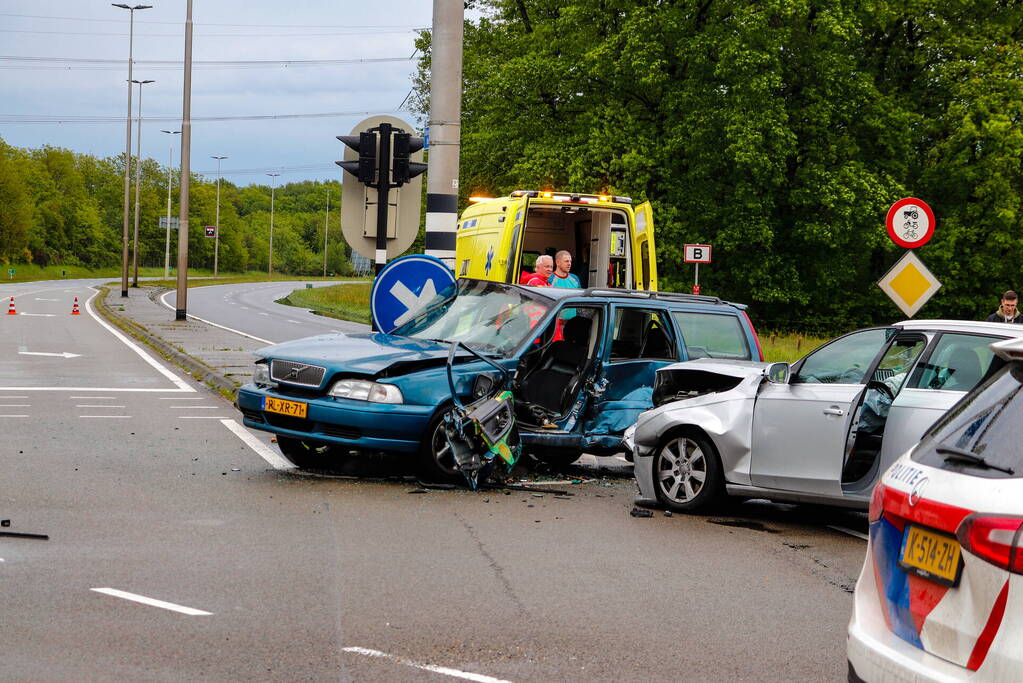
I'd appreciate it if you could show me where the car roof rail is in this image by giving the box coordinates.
[584,288,727,306]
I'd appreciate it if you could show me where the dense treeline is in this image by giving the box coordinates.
[415,0,1023,334]
[0,139,353,276]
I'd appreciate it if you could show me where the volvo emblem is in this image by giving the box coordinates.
[909,477,929,507]
[286,365,308,380]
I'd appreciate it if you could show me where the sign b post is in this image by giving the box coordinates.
[879,198,940,317]
[684,244,712,294]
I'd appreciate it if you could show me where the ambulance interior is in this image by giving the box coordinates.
[518,205,632,288]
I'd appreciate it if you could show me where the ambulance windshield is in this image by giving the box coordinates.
[392,280,551,357]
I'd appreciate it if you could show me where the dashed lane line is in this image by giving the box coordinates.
[158,291,274,345]
[178,416,231,419]
[75,404,126,408]
[0,415,29,418]
[79,415,131,419]
[90,588,212,616]
[341,647,513,683]
[220,418,294,470]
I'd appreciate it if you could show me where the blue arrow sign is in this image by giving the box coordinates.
[370,254,457,333]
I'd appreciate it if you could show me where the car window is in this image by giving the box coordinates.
[610,308,678,361]
[792,328,892,384]
[671,311,750,360]
[872,336,927,394]
[909,333,1001,392]
[911,364,1023,478]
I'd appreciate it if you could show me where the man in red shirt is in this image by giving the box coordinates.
[525,255,554,287]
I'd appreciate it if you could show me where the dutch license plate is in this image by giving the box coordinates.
[263,396,307,419]
[899,524,963,587]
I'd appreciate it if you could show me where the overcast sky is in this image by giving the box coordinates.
[0,1,434,186]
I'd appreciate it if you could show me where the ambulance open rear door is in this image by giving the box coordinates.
[632,201,657,291]
[501,194,530,283]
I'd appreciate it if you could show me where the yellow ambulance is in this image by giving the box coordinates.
[454,190,657,291]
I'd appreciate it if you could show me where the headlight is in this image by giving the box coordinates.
[329,379,403,404]
[253,363,275,387]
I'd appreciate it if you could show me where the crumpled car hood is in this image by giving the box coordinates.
[660,358,774,381]
[255,332,472,376]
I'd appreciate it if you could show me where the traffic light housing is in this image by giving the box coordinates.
[336,132,377,183]
[392,133,427,185]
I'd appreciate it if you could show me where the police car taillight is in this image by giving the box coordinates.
[956,514,1023,574]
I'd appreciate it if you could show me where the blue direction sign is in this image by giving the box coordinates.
[370,254,456,333]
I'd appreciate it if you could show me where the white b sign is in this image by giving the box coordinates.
[684,244,712,263]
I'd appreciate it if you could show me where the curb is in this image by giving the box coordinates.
[94,285,239,397]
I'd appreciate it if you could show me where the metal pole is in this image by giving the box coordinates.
[423,0,463,268]
[212,155,227,276]
[323,188,329,277]
[131,78,153,287]
[375,123,392,275]
[267,172,279,279]
[175,0,192,320]
[113,4,152,296]
[161,129,180,279]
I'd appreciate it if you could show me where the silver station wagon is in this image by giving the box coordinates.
[628,320,1023,512]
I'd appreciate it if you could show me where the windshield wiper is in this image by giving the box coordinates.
[936,446,1015,475]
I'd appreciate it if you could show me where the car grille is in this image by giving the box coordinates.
[270,359,326,388]
[264,413,310,431]
[320,425,362,439]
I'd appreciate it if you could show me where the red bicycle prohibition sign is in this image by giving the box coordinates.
[886,197,935,249]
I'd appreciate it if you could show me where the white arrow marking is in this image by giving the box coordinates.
[18,351,81,359]
[390,279,437,327]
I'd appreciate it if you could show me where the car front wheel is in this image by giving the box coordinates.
[652,433,723,512]
[418,409,463,483]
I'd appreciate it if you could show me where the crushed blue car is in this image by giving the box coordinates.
[235,278,762,482]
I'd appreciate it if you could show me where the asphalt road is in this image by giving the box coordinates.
[1,279,868,681]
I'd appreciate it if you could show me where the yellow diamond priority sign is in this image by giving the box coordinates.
[878,251,941,317]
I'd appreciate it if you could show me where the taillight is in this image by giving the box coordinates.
[868,483,886,523]
[956,514,1023,574]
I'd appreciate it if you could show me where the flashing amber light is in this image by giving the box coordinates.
[468,196,493,203]
[541,191,553,199]
[598,195,611,202]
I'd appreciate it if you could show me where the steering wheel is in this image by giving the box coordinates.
[867,379,895,401]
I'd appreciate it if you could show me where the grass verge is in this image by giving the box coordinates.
[279,282,372,324]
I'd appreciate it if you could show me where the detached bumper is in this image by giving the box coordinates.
[236,384,433,454]
[632,449,659,507]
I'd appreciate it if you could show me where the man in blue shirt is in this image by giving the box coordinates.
[549,250,581,288]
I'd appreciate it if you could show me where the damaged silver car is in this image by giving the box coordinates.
[629,320,1023,512]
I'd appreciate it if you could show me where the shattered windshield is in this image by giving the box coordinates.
[391,280,552,357]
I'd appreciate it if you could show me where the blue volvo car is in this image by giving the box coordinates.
[235,278,762,480]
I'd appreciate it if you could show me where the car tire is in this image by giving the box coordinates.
[418,408,464,484]
[277,436,341,470]
[651,431,723,512]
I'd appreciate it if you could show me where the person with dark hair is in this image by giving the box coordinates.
[987,290,1023,324]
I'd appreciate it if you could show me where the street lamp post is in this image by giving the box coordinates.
[211,155,228,276]
[323,188,330,277]
[113,2,152,297]
[267,172,280,279]
[131,78,154,287]
[160,129,180,279]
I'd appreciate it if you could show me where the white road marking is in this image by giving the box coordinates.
[0,395,28,398]
[178,416,230,419]
[0,415,29,418]
[160,397,205,400]
[0,404,30,407]
[18,351,81,358]
[220,418,294,470]
[0,387,191,392]
[85,289,195,392]
[258,312,269,316]
[169,405,219,409]
[828,525,869,541]
[240,306,250,310]
[90,588,213,616]
[35,298,59,302]
[76,405,126,408]
[70,396,115,399]
[158,291,274,345]
[341,647,512,683]
[18,313,56,317]
[79,415,131,419]
[286,319,303,324]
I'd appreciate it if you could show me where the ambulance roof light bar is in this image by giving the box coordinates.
[510,190,632,204]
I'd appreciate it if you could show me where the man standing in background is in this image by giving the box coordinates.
[526,255,553,287]
[986,290,1023,323]
[549,250,581,288]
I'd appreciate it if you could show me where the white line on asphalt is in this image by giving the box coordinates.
[169,405,218,409]
[0,415,29,418]
[70,396,115,399]
[178,416,230,419]
[19,313,56,317]
[85,289,195,392]
[0,404,30,407]
[220,418,294,470]
[35,298,59,302]
[159,397,206,400]
[286,320,302,324]
[76,405,126,408]
[158,291,274,345]
[79,415,131,419]
[90,588,213,616]
[258,312,269,316]
[341,647,513,683]
[828,525,869,541]
[0,395,29,398]
[0,387,192,392]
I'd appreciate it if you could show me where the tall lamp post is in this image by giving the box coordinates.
[113,2,151,297]
[323,188,330,277]
[211,155,228,276]
[160,129,180,279]
[266,172,280,279]
[131,78,154,287]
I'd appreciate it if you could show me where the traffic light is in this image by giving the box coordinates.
[336,132,377,184]
[391,133,427,185]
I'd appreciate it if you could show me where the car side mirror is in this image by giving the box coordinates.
[766,362,790,384]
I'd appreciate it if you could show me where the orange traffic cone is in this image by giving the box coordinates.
[71,297,81,315]
[6,297,15,315]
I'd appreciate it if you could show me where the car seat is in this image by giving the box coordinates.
[520,316,592,413]
[943,346,983,391]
